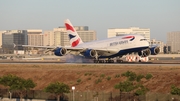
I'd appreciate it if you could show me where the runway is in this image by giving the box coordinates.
[0,54,180,66]
[1,54,180,65]
[0,59,180,66]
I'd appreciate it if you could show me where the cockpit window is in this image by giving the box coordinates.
[140,39,147,41]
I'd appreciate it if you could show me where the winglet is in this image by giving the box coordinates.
[13,43,16,48]
[64,19,83,47]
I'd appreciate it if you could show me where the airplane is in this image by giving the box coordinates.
[22,19,160,63]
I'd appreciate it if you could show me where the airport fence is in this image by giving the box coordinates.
[0,89,180,101]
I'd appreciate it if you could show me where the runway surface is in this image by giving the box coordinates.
[0,55,180,67]
[0,60,180,66]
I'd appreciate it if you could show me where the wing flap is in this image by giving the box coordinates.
[22,45,57,49]
[22,45,85,53]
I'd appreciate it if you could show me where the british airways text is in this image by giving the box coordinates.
[110,40,128,46]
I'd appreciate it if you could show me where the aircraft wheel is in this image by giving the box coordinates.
[94,60,99,63]
[108,60,111,63]
[108,60,114,63]
[117,60,123,63]
[111,60,114,63]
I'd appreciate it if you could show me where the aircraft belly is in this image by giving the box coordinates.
[98,49,119,56]
[100,52,113,56]
[68,51,80,55]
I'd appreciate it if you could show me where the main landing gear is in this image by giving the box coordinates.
[93,59,115,63]
[93,54,123,63]
[93,58,123,63]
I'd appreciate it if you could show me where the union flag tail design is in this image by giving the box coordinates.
[64,19,83,47]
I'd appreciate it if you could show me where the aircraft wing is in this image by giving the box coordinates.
[22,45,85,53]
[22,45,118,56]
[65,47,120,58]
[22,45,57,49]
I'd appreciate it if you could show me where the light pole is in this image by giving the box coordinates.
[9,91,12,100]
[72,86,75,101]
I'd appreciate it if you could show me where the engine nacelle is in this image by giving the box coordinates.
[150,46,160,55]
[138,49,151,57]
[84,49,97,58]
[54,48,67,56]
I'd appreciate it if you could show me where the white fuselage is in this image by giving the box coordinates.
[76,34,149,58]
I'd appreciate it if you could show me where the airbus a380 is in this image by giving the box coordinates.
[23,19,160,63]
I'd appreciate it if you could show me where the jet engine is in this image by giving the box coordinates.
[150,46,160,55]
[138,49,151,57]
[54,48,67,56]
[84,49,97,58]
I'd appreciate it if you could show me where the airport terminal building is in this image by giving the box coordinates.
[2,30,28,54]
[167,31,180,53]
[108,27,150,41]
[27,29,43,46]
[0,31,5,48]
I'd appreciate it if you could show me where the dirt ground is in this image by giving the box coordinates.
[0,64,180,93]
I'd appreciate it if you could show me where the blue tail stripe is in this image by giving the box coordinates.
[69,34,76,40]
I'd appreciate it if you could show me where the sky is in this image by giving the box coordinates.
[0,0,180,43]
